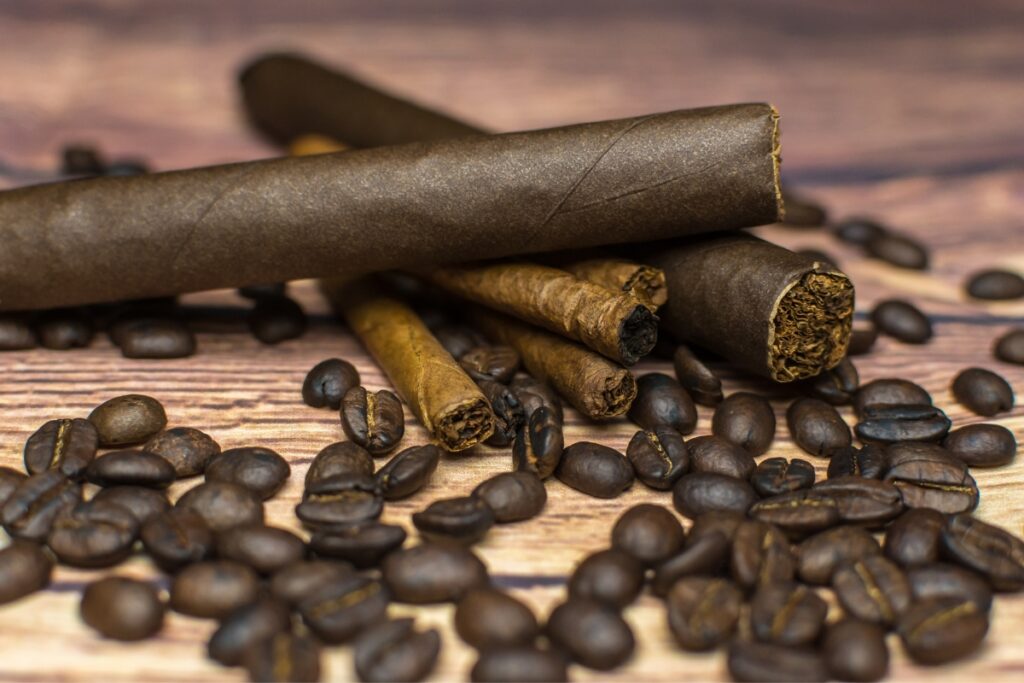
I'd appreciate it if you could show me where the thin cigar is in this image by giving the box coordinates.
[321,277,494,451]
[469,306,636,421]
[560,258,667,309]
[288,134,348,156]
[426,262,657,365]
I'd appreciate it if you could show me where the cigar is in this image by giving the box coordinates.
[469,306,636,421]
[559,258,667,309]
[288,134,348,156]
[321,277,495,451]
[644,233,854,382]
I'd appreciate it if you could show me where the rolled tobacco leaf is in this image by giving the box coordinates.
[321,277,494,451]
[560,258,667,310]
[288,134,348,156]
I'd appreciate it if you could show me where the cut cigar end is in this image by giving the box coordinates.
[435,397,496,452]
[623,265,668,308]
[770,104,785,222]
[585,370,638,420]
[768,270,854,383]
[618,305,660,366]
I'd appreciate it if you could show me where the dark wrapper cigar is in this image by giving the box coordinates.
[560,259,667,310]
[645,233,854,382]
[321,277,494,451]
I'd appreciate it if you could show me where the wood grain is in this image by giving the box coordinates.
[0,1,1022,681]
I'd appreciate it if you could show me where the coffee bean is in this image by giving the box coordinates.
[296,475,383,527]
[787,398,851,456]
[686,510,746,547]
[952,367,1015,416]
[299,574,390,644]
[871,300,932,343]
[478,379,524,447]
[884,508,946,567]
[512,407,563,479]
[242,632,321,682]
[118,317,196,358]
[833,217,886,245]
[672,472,757,518]
[140,508,214,571]
[822,618,889,682]
[302,358,361,409]
[568,548,644,607]
[812,476,904,526]
[460,345,520,384]
[865,232,929,270]
[341,387,405,455]
[175,481,264,533]
[941,513,1024,591]
[35,308,93,349]
[610,504,684,566]
[897,597,988,665]
[797,526,881,585]
[555,442,634,499]
[909,563,994,613]
[0,540,53,604]
[687,435,756,479]
[170,560,260,619]
[88,394,167,447]
[455,587,539,650]
[966,269,1024,300]
[249,295,306,343]
[216,523,305,574]
[47,499,138,567]
[800,357,859,406]
[0,467,27,508]
[943,423,1017,467]
[208,597,290,666]
[353,617,440,682]
[625,428,689,490]
[383,543,488,603]
[748,490,840,538]
[827,444,887,480]
[628,373,697,434]
[833,555,911,625]
[854,378,932,417]
[848,323,879,356]
[472,471,546,523]
[652,531,730,596]
[270,559,355,606]
[470,646,568,683]
[884,443,978,514]
[24,418,98,479]
[546,598,634,670]
[433,324,485,360]
[306,441,375,487]
[238,282,287,300]
[81,577,164,641]
[732,520,795,589]
[781,191,827,226]
[712,392,776,455]
[727,640,828,682]
[61,144,104,174]
[85,450,176,488]
[310,521,407,568]
[665,577,742,651]
[205,446,290,500]
[413,495,495,545]
[143,427,220,478]
[750,581,827,646]
[752,457,815,497]
[855,403,952,444]
[1,471,81,541]
[672,344,723,405]
[0,314,37,350]
[994,328,1024,365]
[510,375,563,422]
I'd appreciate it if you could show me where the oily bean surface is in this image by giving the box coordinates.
[140,509,214,571]
[731,520,795,589]
[748,490,840,539]
[309,521,407,568]
[143,427,220,478]
[546,598,635,671]
[555,442,634,498]
[36,309,93,349]
[270,560,356,607]
[0,315,36,350]
[509,375,563,422]
[822,618,889,683]
[812,476,904,526]
[208,597,291,666]
[848,324,879,356]
[833,217,886,245]
[1,470,82,541]
[687,435,755,479]
[797,525,881,585]
[652,531,730,597]
[626,428,689,490]
[610,503,684,566]
[383,543,488,604]
[884,443,978,514]
[47,499,139,567]
[242,633,321,683]
[832,555,912,625]
[952,367,1015,416]
[340,387,405,455]
[994,328,1024,364]
[827,444,887,479]
[908,563,993,611]
[943,424,1017,467]
[413,495,495,545]
[864,232,929,270]
[80,577,164,641]
[248,295,306,343]
[469,645,568,683]
[88,394,167,446]
[855,403,951,444]
[85,450,176,488]
[460,345,520,384]
[940,513,1024,591]
[479,379,524,447]
[170,560,260,619]
[302,358,360,409]
[472,471,546,523]
[296,474,383,527]
[883,508,946,567]
[305,441,375,487]
[23,418,98,479]
[0,540,53,604]
[966,269,1024,300]
[118,318,195,358]
[711,392,775,455]
[672,344,723,405]
[353,618,441,683]
[673,472,757,518]
[666,577,742,651]
[727,640,828,682]
[801,357,859,405]
[216,523,306,574]
[568,548,645,608]
[204,446,290,500]
[751,457,815,497]
[749,581,827,646]
[627,372,697,434]
[854,378,932,417]
[175,481,264,533]
[871,300,932,343]
[787,397,851,456]
[298,575,390,644]
[897,597,989,665]
[455,587,540,650]
[0,467,26,508]
[512,407,563,480]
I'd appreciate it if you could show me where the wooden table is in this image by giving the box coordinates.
[0,1,1022,680]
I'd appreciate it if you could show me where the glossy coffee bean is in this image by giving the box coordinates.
[854,378,932,417]
[748,490,840,539]
[0,314,37,350]
[470,646,568,683]
[208,597,291,666]
[833,555,911,625]
[298,575,390,643]
[473,471,546,523]
[85,450,176,488]
[822,618,889,682]
[908,563,993,612]
[309,521,406,568]
[118,318,195,358]
[897,597,989,665]
[555,442,634,498]
[940,513,1024,591]
[0,467,27,508]
[479,379,525,447]
[341,387,405,455]
[216,523,306,574]
[170,560,260,619]
[812,476,904,526]
[1,471,82,541]
[205,446,290,500]
[270,559,355,607]
[797,526,881,585]
[248,295,306,344]
[35,308,93,349]
[855,403,951,444]
[727,640,827,682]
[848,324,879,356]
[652,531,730,597]
[871,300,932,343]
[175,481,264,533]
[787,397,851,456]
[610,504,684,566]
[568,548,644,608]
[943,424,1017,467]
[143,427,220,478]
[354,618,441,682]
[460,345,520,384]
[296,475,383,527]
[413,495,495,545]
[687,435,755,480]
[432,324,484,360]
[672,344,723,406]
[0,540,53,604]
[510,375,563,422]
[383,543,488,603]
[80,577,164,641]
[23,418,98,479]
[827,444,887,480]
[512,407,564,480]
[750,581,827,646]
[302,358,360,409]
[994,328,1024,365]
[966,269,1024,300]
[546,598,634,670]
[672,472,757,518]
[801,357,859,405]
[952,367,1014,416]
[140,508,214,571]
[712,392,776,455]
[752,457,815,497]
[666,577,742,651]
[884,443,978,514]
[865,232,929,270]
[833,217,887,245]
[732,520,795,589]
[47,499,139,567]
[686,510,746,547]
[626,428,689,490]
[305,441,375,487]
[455,587,539,650]
[781,192,827,226]
[628,373,697,434]
[884,508,946,567]
[88,394,167,446]
[238,282,286,300]
[242,632,321,683]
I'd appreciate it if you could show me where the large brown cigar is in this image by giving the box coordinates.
[559,258,667,310]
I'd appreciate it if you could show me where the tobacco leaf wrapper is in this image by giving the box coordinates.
[321,277,494,451]
[560,258,667,310]
[470,306,637,420]
[645,233,854,382]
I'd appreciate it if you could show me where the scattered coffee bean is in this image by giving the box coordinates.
[238,282,286,300]
[248,295,306,344]
[884,443,978,514]
[797,525,881,585]
[568,548,645,608]
[897,597,988,665]
[732,519,795,589]
[353,617,440,682]
[35,308,93,349]
[23,418,98,479]
[752,457,815,497]
[854,378,932,417]
[628,373,697,434]
[787,397,852,455]
[208,596,291,666]
[88,394,167,446]
[433,324,485,360]
[833,217,887,245]
[666,577,742,651]
[460,345,520,384]
[781,191,827,226]
[479,379,524,447]
[85,450,176,488]
[994,328,1024,365]
[0,314,37,350]
[509,375,563,422]
[47,499,139,567]
[1,470,82,541]
[848,323,879,356]
[383,543,488,603]
[341,387,405,455]
[813,476,904,526]
[855,403,952,444]
[118,318,196,358]
[748,490,840,539]
[546,598,635,670]
[296,475,383,527]
[943,423,1017,467]
[140,508,214,571]
[712,392,776,455]
[822,618,889,682]
[686,510,746,547]
[0,467,25,508]
[309,521,407,568]
[652,531,730,596]
[555,442,634,498]
[908,563,993,612]
[672,344,723,405]
[865,232,929,270]
[941,513,1024,591]
[610,504,685,566]
[0,540,53,604]
[61,144,105,174]
[205,446,290,499]
[413,495,495,544]
[470,645,568,683]
[170,560,260,619]
[884,508,946,567]
[80,577,164,641]
[727,639,828,682]
[833,555,912,625]
[175,481,264,533]
[802,357,859,405]
[242,632,321,683]
[455,587,539,650]
[306,441,375,487]
[298,575,391,643]
[952,367,1015,416]
[473,471,546,523]
[750,581,827,646]
[871,300,932,343]
[672,472,757,518]
[143,427,220,478]
[625,428,689,490]
[270,559,355,606]
[827,444,887,480]
[687,435,756,479]
[512,407,563,479]
[302,358,361,409]
[216,523,306,574]
[966,269,1024,300]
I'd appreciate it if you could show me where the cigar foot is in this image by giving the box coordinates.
[596,372,638,420]
[436,398,496,452]
[618,305,659,365]
[622,265,668,307]
[769,271,854,382]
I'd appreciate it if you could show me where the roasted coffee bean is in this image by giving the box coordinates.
[140,508,214,571]
[170,560,260,619]
[801,357,859,405]
[341,387,405,455]
[666,577,742,651]
[854,378,932,417]
[833,555,911,625]
[509,375,563,422]
[884,443,978,514]
[752,457,815,497]
[555,442,634,498]
[306,441,375,487]
[848,323,879,356]
[61,144,104,174]
[470,645,568,683]
[413,495,495,545]
[118,318,195,358]
[833,217,887,245]
[686,510,746,547]
[299,575,390,643]
[750,581,827,646]
[822,618,889,682]
[897,597,989,665]
[625,428,689,490]
[216,523,306,574]
[302,358,360,409]
[569,548,645,607]
[943,423,1017,467]
[205,446,290,500]
[80,577,164,641]
[242,632,321,682]
[24,418,98,479]
[909,564,993,614]
[727,640,828,682]
[88,394,167,447]
[748,490,840,539]
[884,508,946,567]
[85,449,176,488]
[143,427,220,478]
[546,598,634,670]
[238,282,287,300]
[175,481,264,533]
[812,476,904,526]
[248,295,306,343]
[310,521,407,568]
[787,398,851,455]
[827,444,887,480]
[610,504,685,566]
[628,373,697,434]
[0,540,53,604]
[672,344,723,405]
[711,392,776,455]
[296,475,383,527]
[781,191,827,226]
[652,531,730,596]
[384,543,488,603]
[687,435,755,479]
[994,328,1024,365]
[865,232,929,270]
[270,559,355,606]
[797,526,881,585]
[460,345,520,384]
[47,499,139,567]
[35,308,93,349]
[478,379,524,447]
[952,367,1015,416]
[672,472,757,518]
[354,617,440,682]
[0,314,36,350]
[871,300,932,343]
[512,407,563,479]
[966,269,1024,300]
[455,587,539,650]
[433,324,485,360]
[0,467,25,508]
[208,597,291,666]
[472,471,546,523]
[732,520,795,589]
[855,403,951,444]
[1,470,82,541]
[941,513,1024,590]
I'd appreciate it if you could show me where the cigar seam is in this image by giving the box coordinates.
[770,104,784,221]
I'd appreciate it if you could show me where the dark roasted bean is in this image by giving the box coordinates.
[752,457,815,497]
[822,618,889,682]
[865,232,929,270]
[687,435,755,480]
[781,191,827,226]
[270,559,355,606]
[24,418,98,479]
[827,444,887,480]
[884,508,946,567]
[88,394,167,447]
[732,520,795,589]
[994,328,1024,365]
[470,645,568,683]
[242,632,321,682]
[383,543,488,603]
[787,398,851,456]
[216,523,306,574]
[309,521,406,568]
[801,357,859,405]
[302,358,361,409]
[897,597,989,665]
[61,144,104,174]
[628,373,697,434]
[205,446,290,500]
[610,504,684,566]
[748,490,840,539]
[354,618,440,682]
[413,495,495,545]
[833,217,887,245]
[797,526,881,585]
[140,508,214,571]
[296,475,382,528]
[884,443,978,514]
[1,471,82,541]
[625,428,689,490]
[0,314,37,350]
[855,403,951,444]
[47,499,138,567]
[854,378,932,417]
[569,548,645,607]
[455,587,539,650]
[666,577,742,651]
[0,540,53,604]
[143,427,220,478]
[812,476,904,526]
[460,345,520,384]
[80,577,164,641]
[952,367,1015,416]
[512,407,563,479]
[943,423,1017,467]
[848,323,879,356]
[306,441,375,487]
[871,300,932,343]
[472,471,546,523]
[966,269,1024,300]
[941,513,1024,591]
[341,387,405,455]
[170,560,260,619]
[299,575,390,644]
[509,375,563,422]
[672,472,757,518]
[35,308,93,349]
[908,563,993,612]
[833,555,911,625]
[652,531,730,596]
[208,597,291,666]
[0,467,27,509]
[478,379,524,447]
[711,392,775,455]
[238,282,287,300]
[686,510,746,547]
[672,344,723,405]
[248,295,306,343]
[175,481,264,533]
[118,318,195,358]
[555,442,634,499]
[750,581,827,646]
[433,324,485,360]
[546,598,634,670]
[727,640,828,682]
[85,450,176,488]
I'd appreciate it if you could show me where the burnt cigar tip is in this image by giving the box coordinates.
[619,305,659,366]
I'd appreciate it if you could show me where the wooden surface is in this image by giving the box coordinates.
[1,0,1023,680]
